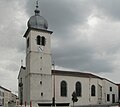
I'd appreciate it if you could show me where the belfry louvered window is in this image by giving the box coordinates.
[37,35,41,45]
[76,81,82,97]
[42,36,46,46]
[37,35,46,46]
[61,81,67,97]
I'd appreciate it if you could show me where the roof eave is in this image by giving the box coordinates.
[23,27,53,38]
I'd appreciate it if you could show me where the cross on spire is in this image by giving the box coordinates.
[35,0,40,15]
[36,0,39,8]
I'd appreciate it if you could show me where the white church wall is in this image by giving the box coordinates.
[24,29,53,105]
[103,79,118,104]
[18,67,26,105]
[26,53,30,76]
[26,30,52,75]
[54,75,91,106]
[96,79,103,104]
[30,74,52,103]
[25,75,30,105]
[18,65,119,106]
[28,52,51,75]
[29,30,51,53]
[89,77,98,105]
[53,74,118,106]
[26,32,31,55]
[85,77,104,105]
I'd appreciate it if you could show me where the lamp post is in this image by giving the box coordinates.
[72,91,78,107]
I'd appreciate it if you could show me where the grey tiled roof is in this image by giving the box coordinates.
[52,70,103,79]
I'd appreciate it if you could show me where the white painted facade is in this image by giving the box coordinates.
[18,28,53,106]
[52,72,118,106]
[103,79,118,104]
[18,66,26,105]
[18,66,119,106]
[26,29,52,105]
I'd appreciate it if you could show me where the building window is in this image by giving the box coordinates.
[75,81,81,97]
[40,81,42,85]
[2,99,4,106]
[107,94,110,101]
[112,94,115,103]
[37,35,41,45]
[41,92,43,96]
[91,85,96,96]
[37,36,46,46]
[110,87,112,91]
[61,81,67,97]
[42,36,46,46]
[27,38,29,48]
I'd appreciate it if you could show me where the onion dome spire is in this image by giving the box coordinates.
[27,0,48,30]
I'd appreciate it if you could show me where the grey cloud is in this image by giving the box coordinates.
[91,0,120,21]
[5,63,19,72]
[0,0,26,91]
[1,0,120,91]
[0,0,27,52]
[52,38,114,73]
[23,0,120,73]
[25,0,93,36]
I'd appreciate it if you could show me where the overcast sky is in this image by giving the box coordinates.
[0,0,120,94]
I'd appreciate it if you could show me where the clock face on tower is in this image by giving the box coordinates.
[39,46,44,52]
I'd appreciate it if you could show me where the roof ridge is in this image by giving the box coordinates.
[52,69,103,79]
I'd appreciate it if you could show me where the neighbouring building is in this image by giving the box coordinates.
[0,86,18,107]
[0,86,4,106]
[10,93,17,103]
[8,93,18,107]
[18,1,119,107]
[4,88,11,107]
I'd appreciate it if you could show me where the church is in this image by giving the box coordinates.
[18,1,119,107]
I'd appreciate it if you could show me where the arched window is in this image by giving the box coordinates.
[76,81,81,97]
[37,35,41,45]
[61,81,67,97]
[37,36,46,46]
[91,85,96,96]
[42,36,46,46]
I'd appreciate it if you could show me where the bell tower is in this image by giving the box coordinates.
[24,1,53,105]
